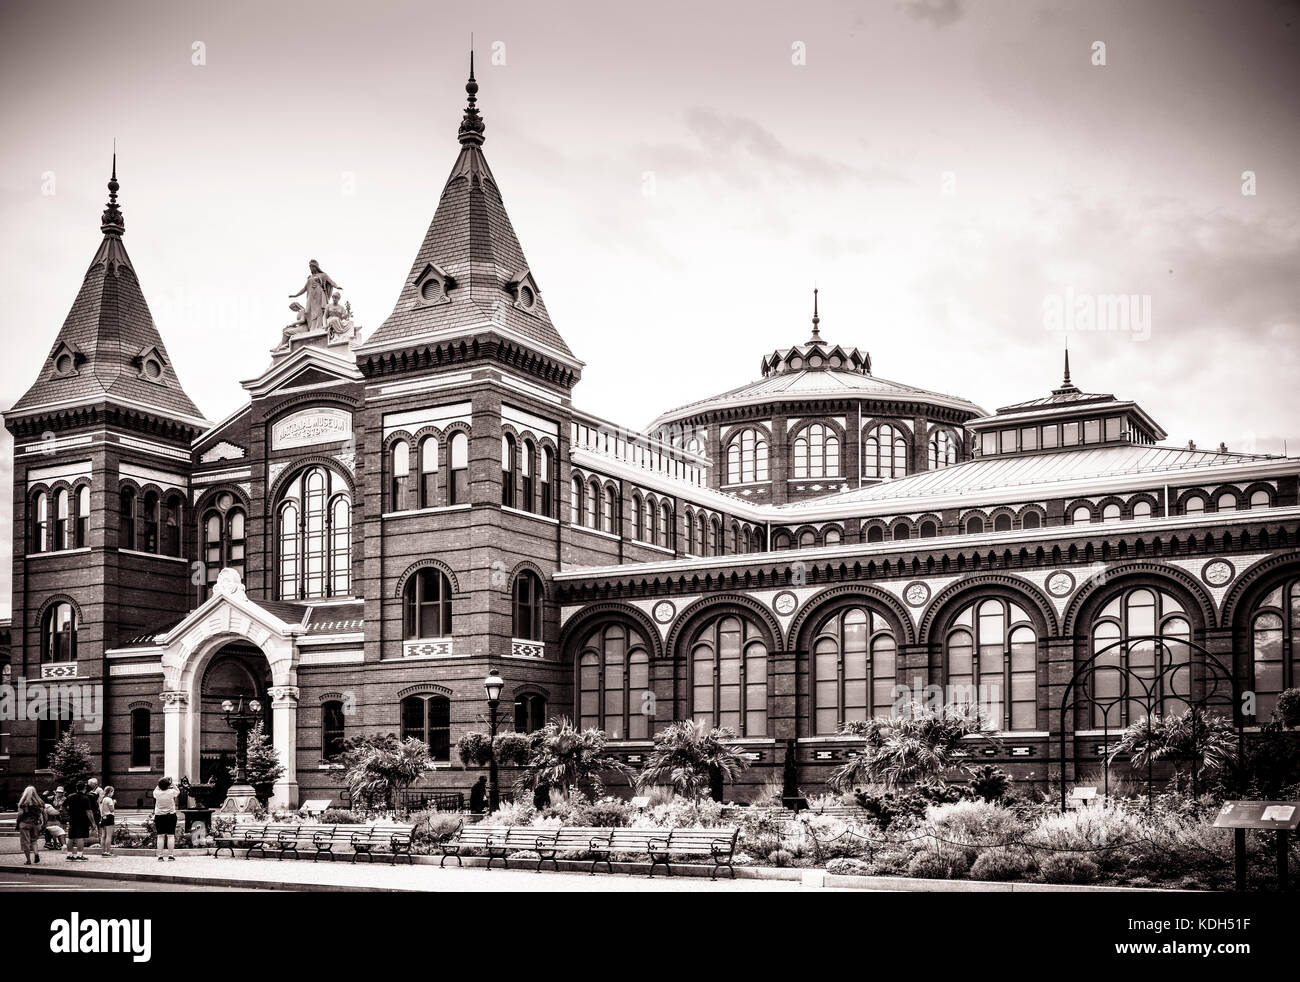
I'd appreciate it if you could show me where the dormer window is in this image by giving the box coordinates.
[143,356,162,380]
[413,262,454,306]
[420,278,444,302]
[50,342,82,377]
[133,345,167,383]
[518,283,536,309]
[508,268,540,313]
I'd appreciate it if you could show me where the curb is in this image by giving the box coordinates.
[6,863,415,893]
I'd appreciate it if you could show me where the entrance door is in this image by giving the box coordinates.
[199,643,271,784]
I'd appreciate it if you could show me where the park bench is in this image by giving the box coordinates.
[346,824,415,865]
[531,826,613,873]
[645,828,740,879]
[438,824,538,869]
[212,822,414,863]
[213,822,268,858]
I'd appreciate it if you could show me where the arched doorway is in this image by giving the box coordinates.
[199,642,271,785]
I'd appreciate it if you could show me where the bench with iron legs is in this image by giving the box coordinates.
[211,822,414,863]
[213,823,268,858]
[532,827,613,873]
[348,825,415,865]
[646,828,740,879]
[438,825,535,869]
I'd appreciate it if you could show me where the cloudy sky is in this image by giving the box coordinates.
[1,0,1298,612]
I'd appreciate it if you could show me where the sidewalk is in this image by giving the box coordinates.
[0,852,815,893]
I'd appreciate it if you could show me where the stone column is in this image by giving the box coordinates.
[269,685,300,809]
[161,691,190,785]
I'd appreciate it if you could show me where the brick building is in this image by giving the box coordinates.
[4,68,1299,808]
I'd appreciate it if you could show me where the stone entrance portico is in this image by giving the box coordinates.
[155,570,304,808]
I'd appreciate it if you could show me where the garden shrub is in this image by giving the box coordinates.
[492,800,536,827]
[767,849,794,867]
[408,810,463,853]
[969,848,1030,882]
[825,858,872,876]
[1038,853,1100,884]
[575,796,633,827]
[318,808,365,824]
[906,846,968,880]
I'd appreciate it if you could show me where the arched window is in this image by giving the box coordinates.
[1102,503,1122,523]
[1248,489,1270,509]
[1182,494,1205,516]
[993,514,1012,533]
[53,489,69,550]
[919,519,939,538]
[812,606,897,734]
[965,515,985,535]
[164,493,183,557]
[513,571,544,642]
[864,423,908,480]
[945,598,1037,732]
[727,428,770,483]
[1216,492,1237,512]
[792,423,839,479]
[119,487,135,550]
[773,530,792,550]
[142,491,159,553]
[1071,505,1093,525]
[658,502,672,549]
[1132,500,1153,521]
[696,513,707,554]
[602,485,617,534]
[130,708,151,768]
[570,475,583,525]
[390,440,410,511]
[892,522,911,541]
[32,491,49,553]
[540,448,554,518]
[419,436,439,508]
[42,602,77,663]
[710,517,722,554]
[586,480,600,530]
[690,614,768,736]
[824,526,842,546]
[75,485,90,547]
[448,432,468,505]
[1250,579,1300,721]
[321,700,346,760]
[401,694,450,761]
[515,694,547,734]
[404,568,453,639]
[502,434,517,507]
[866,525,884,543]
[277,468,350,600]
[521,440,536,513]
[929,429,957,470]
[228,508,246,579]
[643,497,656,543]
[1090,588,1191,727]
[576,622,650,740]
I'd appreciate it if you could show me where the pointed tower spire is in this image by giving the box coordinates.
[809,287,821,342]
[100,150,124,236]
[458,47,485,147]
[1062,343,1071,386]
[1052,340,1080,396]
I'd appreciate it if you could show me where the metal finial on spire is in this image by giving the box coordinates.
[101,149,124,236]
[1062,344,1071,385]
[458,45,485,147]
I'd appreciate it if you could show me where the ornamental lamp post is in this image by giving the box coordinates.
[483,669,504,812]
[219,696,263,814]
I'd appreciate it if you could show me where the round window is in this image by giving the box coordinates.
[789,357,803,370]
[55,354,73,374]
[519,284,535,308]
[829,355,842,368]
[217,492,234,511]
[420,278,442,302]
[144,358,162,379]
[809,355,823,368]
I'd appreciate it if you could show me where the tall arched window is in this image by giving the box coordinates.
[119,487,135,550]
[586,480,600,530]
[164,493,183,557]
[602,485,616,534]
[53,489,69,550]
[727,428,770,483]
[75,485,90,547]
[513,571,544,641]
[514,693,547,734]
[632,493,644,540]
[813,607,897,734]
[695,513,707,555]
[142,491,160,553]
[42,602,77,663]
[448,432,468,505]
[929,428,957,470]
[1090,587,1190,727]
[540,448,554,518]
[658,501,672,549]
[570,475,583,525]
[419,436,439,508]
[321,700,346,761]
[690,614,768,736]
[390,440,410,511]
[643,497,656,543]
[31,491,49,553]
[864,423,908,479]
[401,694,450,761]
[1250,578,1300,721]
[521,440,536,513]
[945,598,1037,732]
[502,434,517,507]
[130,708,151,768]
[277,467,350,600]
[576,622,650,740]
[792,423,839,479]
[404,568,453,638]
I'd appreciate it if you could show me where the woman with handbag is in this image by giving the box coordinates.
[16,786,45,864]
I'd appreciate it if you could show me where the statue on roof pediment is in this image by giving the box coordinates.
[274,261,361,355]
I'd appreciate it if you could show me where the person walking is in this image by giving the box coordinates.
[64,782,98,861]
[469,774,487,814]
[16,786,46,865]
[98,786,117,857]
[151,777,180,861]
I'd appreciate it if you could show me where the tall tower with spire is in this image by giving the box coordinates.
[4,160,207,784]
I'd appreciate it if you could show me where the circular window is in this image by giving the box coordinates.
[55,354,73,374]
[809,355,823,368]
[829,355,842,368]
[217,492,235,511]
[789,357,803,370]
[144,358,162,379]
[519,284,535,308]
[420,278,442,302]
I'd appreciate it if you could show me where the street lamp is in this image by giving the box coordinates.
[483,669,504,812]
[219,696,263,814]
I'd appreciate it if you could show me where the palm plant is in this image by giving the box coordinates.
[637,720,751,803]
[831,702,991,790]
[1106,709,1238,785]
[519,717,631,799]
[339,733,432,811]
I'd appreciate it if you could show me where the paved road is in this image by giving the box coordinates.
[0,869,267,892]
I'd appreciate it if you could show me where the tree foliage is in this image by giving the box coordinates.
[1106,709,1238,781]
[831,702,993,789]
[518,717,631,799]
[48,730,95,786]
[339,733,432,810]
[636,720,751,803]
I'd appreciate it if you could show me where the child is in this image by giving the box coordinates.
[99,786,117,857]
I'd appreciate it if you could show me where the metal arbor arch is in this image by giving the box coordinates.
[1058,634,1244,809]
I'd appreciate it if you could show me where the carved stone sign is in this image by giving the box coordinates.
[271,407,352,450]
